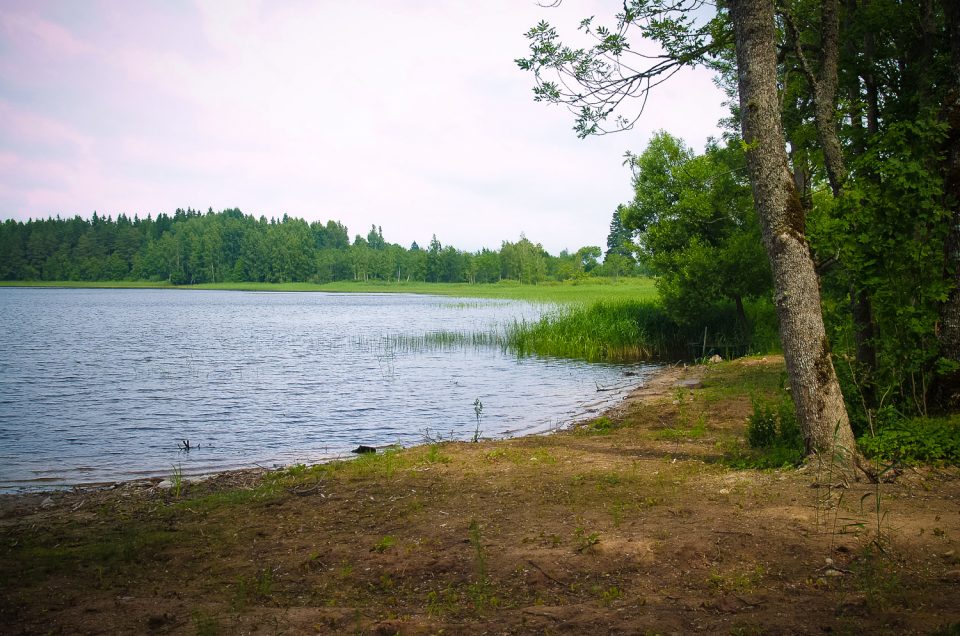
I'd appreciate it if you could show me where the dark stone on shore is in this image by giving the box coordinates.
[352,445,377,454]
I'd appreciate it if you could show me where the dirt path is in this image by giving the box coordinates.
[2,357,959,635]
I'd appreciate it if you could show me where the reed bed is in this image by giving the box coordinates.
[354,298,778,363]
[505,300,682,362]
[505,299,779,362]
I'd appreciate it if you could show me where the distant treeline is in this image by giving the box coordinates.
[0,208,641,284]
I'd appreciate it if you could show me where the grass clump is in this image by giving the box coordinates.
[578,416,618,435]
[723,388,804,469]
[372,536,397,553]
[506,297,780,363]
[657,415,708,442]
[506,300,684,362]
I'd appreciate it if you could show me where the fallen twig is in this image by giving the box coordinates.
[526,559,564,585]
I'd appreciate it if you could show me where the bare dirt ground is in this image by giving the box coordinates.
[2,357,959,635]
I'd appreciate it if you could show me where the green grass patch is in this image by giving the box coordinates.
[576,416,619,435]
[656,415,708,441]
[858,414,960,465]
[701,359,787,401]
[11,522,181,584]
[726,393,804,469]
[506,298,780,363]
[506,300,684,361]
[2,277,658,304]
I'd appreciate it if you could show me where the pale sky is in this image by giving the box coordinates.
[0,1,728,254]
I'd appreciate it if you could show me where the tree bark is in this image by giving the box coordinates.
[729,0,859,463]
[790,0,879,390]
[938,0,960,408]
[813,0,846,197]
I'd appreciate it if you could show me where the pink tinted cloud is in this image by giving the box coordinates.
[0,99,92,154]
[0,1,729,253]
[0,9,89,57]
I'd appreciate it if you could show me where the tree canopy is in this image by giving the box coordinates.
[519,0,960,463]
[0,209,631,286]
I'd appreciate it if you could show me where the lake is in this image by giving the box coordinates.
[0,288,658,490]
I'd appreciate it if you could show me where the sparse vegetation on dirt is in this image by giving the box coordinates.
[1,356,958,634]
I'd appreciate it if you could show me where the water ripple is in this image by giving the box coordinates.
[0,288,658,490]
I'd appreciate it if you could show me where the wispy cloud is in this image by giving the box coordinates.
[0,0,728,252]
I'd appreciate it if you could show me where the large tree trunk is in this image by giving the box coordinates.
[729,0,859,463]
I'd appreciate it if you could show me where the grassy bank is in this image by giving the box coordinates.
[507,300,683,361]
[4,278,782,363]
[506,298,781,362]
[2,357,957,634]
[0,277,658,304]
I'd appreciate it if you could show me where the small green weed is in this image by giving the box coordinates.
[529,449,557,464]
[472,398,484,442]
[579,416,617,435]
[171,463,184,499]
[372,536,396,553]
[657,413,708,441]
[850,548,903,608]
[232,568,274,611]
[747,393,802,450]
[610,500,626,527]
[423,443,451,464]
[724,390,803,469]
[466,519,499,611]
[469,520,487,579]
[708,564,766,593]
[426,586,458,617]
[595,584,622,606]
[192,609,220,635]
[574,527,600,552]
[337,562,353,579]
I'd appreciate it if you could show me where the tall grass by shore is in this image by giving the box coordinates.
[506,300,681,361]
[505,299,780,362]
[3,278,779,362]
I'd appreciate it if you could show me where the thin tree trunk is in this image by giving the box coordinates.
[851,285,877,399]
[729,0,859,464]
[794,0,880,393]
[938,0,960,407]
[814,0,845,196]
[734,294,748,331]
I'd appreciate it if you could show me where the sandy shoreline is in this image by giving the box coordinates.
[3,355,959,635]
[1,362,688,509]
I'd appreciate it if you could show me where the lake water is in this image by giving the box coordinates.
[0,288,657,490]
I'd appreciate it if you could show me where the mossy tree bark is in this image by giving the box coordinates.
[729,0,859,463]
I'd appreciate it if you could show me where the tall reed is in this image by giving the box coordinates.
[505,298,779,362]
[505,300,682,362]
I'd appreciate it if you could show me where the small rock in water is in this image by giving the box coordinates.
[352,445,377,454]
[708,354,723,363]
